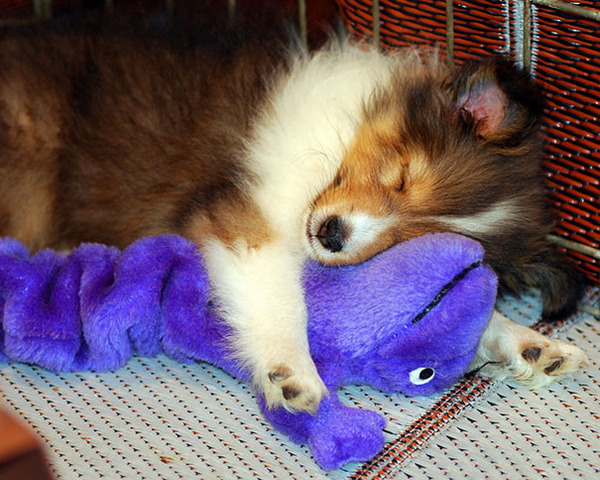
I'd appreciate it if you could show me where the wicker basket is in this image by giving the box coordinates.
[336,0,600,284]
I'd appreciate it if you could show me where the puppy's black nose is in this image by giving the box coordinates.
[317,217,345,252]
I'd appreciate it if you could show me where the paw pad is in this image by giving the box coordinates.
[282,386,301,400]
[544,357,564,375]
[522,346,542,363]
[268,367,291,384]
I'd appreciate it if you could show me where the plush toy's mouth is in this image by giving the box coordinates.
[411,260,483,325]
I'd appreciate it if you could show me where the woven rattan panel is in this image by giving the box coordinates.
[336,0,600,283]
[337,0,508,59]
[1,289,597,479]
[533,0,600,282]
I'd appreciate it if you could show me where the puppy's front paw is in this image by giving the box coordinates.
[261,361,327,414]
[513,338,589,388]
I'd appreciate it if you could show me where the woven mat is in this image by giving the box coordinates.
[1,289,598,479]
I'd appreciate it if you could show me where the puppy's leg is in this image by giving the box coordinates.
[202,238,327,413]
[472,310,588,388]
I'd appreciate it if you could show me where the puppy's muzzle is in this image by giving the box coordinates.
[316,216,346,252]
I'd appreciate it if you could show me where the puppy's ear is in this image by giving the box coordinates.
[451,60,543,145]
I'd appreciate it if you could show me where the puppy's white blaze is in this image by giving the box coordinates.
[344,212,394,253]
[436,199,523,236]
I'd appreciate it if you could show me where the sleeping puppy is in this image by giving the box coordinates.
[0,21,587,412]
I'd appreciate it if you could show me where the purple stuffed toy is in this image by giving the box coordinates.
[0,232,496,470]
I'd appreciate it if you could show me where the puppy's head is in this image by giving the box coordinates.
[307,57,544,266]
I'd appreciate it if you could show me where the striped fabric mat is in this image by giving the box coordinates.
[1,289,598,479]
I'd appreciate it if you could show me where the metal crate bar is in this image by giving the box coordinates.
[298,0,307,49]
[523,0,533,72]
[446,0,455,65]
[33,0,51,18]
[534,0,600,21]
[547,235,600,261]
[523,0,600,71]
[372,0,381,50]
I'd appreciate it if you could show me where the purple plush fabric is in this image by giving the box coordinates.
[0,232,497,470]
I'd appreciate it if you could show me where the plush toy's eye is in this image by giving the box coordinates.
[409,367,435,385]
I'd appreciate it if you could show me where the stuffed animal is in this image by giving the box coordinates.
[0,232,496,470]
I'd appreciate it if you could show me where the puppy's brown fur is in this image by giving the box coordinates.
[0,23,281,252]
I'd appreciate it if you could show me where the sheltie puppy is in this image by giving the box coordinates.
[0,21,587,413]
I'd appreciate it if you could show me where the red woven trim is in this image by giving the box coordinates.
[351,374,496,479]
